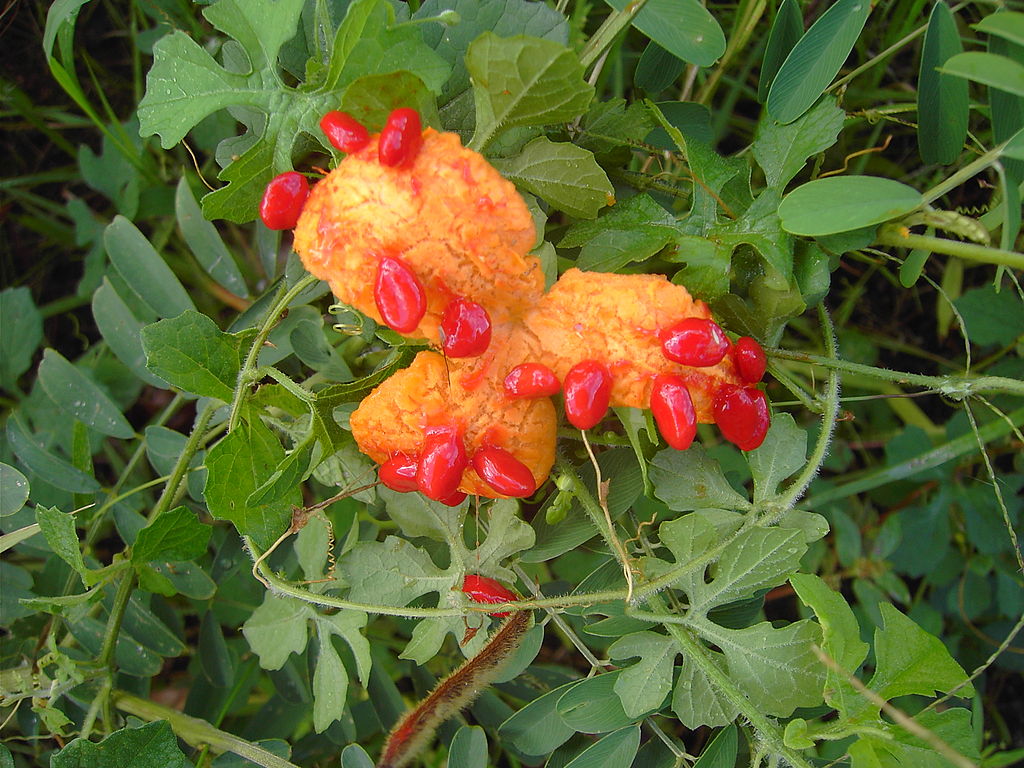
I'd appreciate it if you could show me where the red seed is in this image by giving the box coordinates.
[660,318,730,367]
[259,172,309,230]
[563,360,612,430]
[733,336,767,383]
[440,299,492,357]
[713,385,770,451]
[379,453,419,492]
[438,490,467,507]
[650,374,697,451]
[503,363,560,399]
[374,255,426,333]
[416,425,468,501]
[462,574,518,617]
[319,111,370,154]
[378,107,423,167]
[472,446,536,497]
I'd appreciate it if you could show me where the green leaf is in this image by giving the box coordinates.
[953,285,1024,347]
[708,189,793,280]
[312,624,348,733]
[790,573,869,710]
[867,603,973,704]
[608,632,675,717]
[693,725,738,768]
[918,2,969,165]
[758,0,804,103]
[141,311,254,401]
[564,726,640,768]
[200,136,277,224]
[645,101,713,149]
[650,446,751,513]
[0,287,43,390]
[491,137,613,219]
[204,416,300,550]
[242,592,311,670]
[941,51,1024,97]
[746,413,807,503]
[635,42,684,93]
[37,350,135,439]
[104,216,196,318]
[467,32,593,150]
[132,506,211,564]
[694,618,825,717]
[606,0,725,67]
[974,10,1024,47]
[849,708,978,768]
[6,417,99,494]
[341,745,375,768]
[753,97,845,189]
[92,279,169,389]
[779,176,921,236]
[198,611,234,687]
[557,670,637,733]
[766,0,872,123]
[0,463,30,517]
[35,505,96,586]
[51,721,193,768]
[339,536,450,607]
[447,726,488,768]
[498,678,578,756]
[673,651,739,728]
[175,178,249,298]
[337,71,437,133]
[559,194,677,272]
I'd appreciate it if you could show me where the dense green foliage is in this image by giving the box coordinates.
[2,1,1023,767]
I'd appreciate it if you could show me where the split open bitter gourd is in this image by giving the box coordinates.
[269,108,771,502]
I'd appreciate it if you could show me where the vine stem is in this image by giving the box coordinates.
[875,226,1024,270]
[769,349,1024,399]
[646,593,816,768]
[228,273,319,432]
[148,403,215,522]
[113,691,301,768]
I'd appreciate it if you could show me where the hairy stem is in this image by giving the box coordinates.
[875,226,1024,270]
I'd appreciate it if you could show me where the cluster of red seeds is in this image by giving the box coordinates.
[260,108,772,502]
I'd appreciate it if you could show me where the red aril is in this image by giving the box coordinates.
[563,360,612,430]
[733,336,767,383]
[416,425,468,501]
[713,385,770,451]
[461,574,518,616]
[320,111,370,154]
[374,255,426,333]
[259,172,309,230]
[440,299,492,357]
[503,363,560,398]
[660,318,729,367]
[438,490,467,507]
[378,108,423,167]
[650,374,697,450]
[379,453,419,492]
[472,446,536,497]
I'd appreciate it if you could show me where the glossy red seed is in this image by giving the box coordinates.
[416,425,468,501]
[733,336,767,383]
[660,318,730,367]
[259,172,309,230]
[438,490,467,507]
[378,107,423,167]
[379,453,419,492]
[650,374,697,451]
[374,255,426,333]
[320,110,370,154]
[462,574,517,617]
[440,299,492,357]
[503,363,560,399]
[472,446,536,498]
[713,385,770,451]
[563,360,612,430]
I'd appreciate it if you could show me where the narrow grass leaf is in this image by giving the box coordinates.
[767,0,872,123]
[940,51,1024,97]
[606,0,725,67]
[918,2,969,164]
[758,0,804,103]
[778,176,921,236]
[175,178,249,298]
[105,216,196,318]
[38,350,135,439]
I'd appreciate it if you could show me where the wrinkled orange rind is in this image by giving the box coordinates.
[291,117,764,499]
